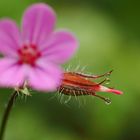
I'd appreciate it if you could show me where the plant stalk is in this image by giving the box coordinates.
[0,91,18,140]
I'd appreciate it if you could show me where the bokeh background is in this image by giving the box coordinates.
[0,0,140,140]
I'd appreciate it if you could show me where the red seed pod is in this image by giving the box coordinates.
[58,70,123,103]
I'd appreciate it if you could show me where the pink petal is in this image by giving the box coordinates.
[0,19,21,57]
[22,3,56,46]
[28,59,62,91]
[0,58,26,87]
[41,31,79,64]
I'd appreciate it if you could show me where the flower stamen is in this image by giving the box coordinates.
[18,44,41,66]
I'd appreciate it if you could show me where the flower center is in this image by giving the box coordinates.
[18,44,41,65]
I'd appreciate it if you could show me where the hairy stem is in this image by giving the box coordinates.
[0,91,18,140]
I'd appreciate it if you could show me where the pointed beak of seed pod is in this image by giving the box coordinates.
[107,88,123,95]
[94,85,123,95]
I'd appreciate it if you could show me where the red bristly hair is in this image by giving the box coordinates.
[58,70,123,103]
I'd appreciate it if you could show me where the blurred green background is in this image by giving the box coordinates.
[0,0,140,140]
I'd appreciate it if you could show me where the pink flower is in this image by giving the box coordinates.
[0,3,78,91]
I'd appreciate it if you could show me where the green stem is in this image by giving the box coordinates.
[0,91,18,140]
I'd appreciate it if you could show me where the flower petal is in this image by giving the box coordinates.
[28,59,62,91]
[41,31,79,64]
[0,19,21,57]
[0,58,26,87]
[22,3,56,46]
